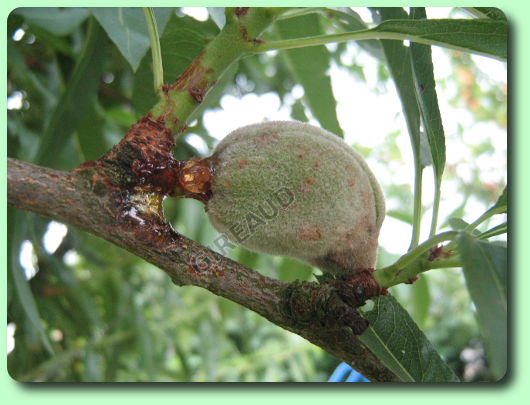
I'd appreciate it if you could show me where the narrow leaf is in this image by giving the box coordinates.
[375,8,421,161]
[491,185,507,212]
[276,14,343,137]
[76,101,109,161]
[375,7,423,248]
[448,218,481,235]
[478,222,507,240]
[457,233,507,380]
[34,18,108,168]
[409,7,446,236]
[418,130,433,167]
[410,9,446,181]
[373,18,507,60]
[90,7,172,71]
[360,295,459,382]
[14,7,89,36]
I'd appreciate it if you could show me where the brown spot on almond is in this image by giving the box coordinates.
[348,178,356,187]
[260,132,279,143]
[297,223,322,241]
[253,131,279,145]
[296,148,308,159]
[238,159,248,168]
[314,161,321,168]
[306,176,314,185]
[362,190,372,205]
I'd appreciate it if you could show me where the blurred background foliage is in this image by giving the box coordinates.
[7,7,506,382]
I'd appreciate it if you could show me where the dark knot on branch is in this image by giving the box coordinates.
[280,280,370,335]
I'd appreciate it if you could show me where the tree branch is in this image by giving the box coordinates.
[8,157,399,382]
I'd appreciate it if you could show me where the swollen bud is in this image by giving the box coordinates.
[205,121,385,276]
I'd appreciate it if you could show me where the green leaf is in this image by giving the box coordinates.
[463,7,507,21]
[410,275,430,329]
[469,186,507,231]
[34,18,109,168]
[14,7,89,36]
[491,185,507,212]
[290,99,309,122]
[375,7,424,247]
[373,18,507,60]
[8,208,54,356]
[132,14,210,116]
[478,222,507,240]
[360,295,459,382]
[409,7,446,236]
[418,130,433,167]
[76,101,110,161]
[276,14,343,137]
[409,11,446,181]
[376,8,422,162]
[457,232,507,380]
[448,218,481,235]
[90,7,173,72]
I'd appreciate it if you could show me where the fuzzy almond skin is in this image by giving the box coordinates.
[206,121,385,276]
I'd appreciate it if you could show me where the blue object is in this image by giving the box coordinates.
[328,362,370,382]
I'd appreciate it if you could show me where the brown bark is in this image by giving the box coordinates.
[8,154,398,382]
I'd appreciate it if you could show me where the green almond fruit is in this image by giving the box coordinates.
[206,121,385,276]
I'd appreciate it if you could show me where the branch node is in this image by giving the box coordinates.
[342,268,388,301]
[280,281,370,335]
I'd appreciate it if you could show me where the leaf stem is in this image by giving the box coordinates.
[275,7,326,20]
[424,256,461,270]
[252,24,506,61]
[429,178,442,238]
[253,27,383,53]
[444,205,506,252]
[143,7,164,96]
[409,160,423,250]
[466,206,506,232]
[374,231,458,287]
